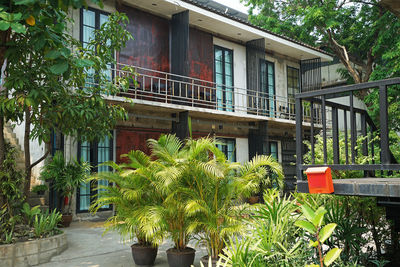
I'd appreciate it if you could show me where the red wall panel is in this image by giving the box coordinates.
[116,128,168,163]
[117,4,170,72]
[188,28,213,82]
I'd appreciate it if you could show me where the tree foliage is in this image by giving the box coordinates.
[242,0,400,85]
[0,0,134,196]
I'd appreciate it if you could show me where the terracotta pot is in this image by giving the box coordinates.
[248,196,260,204]
[60,214,72,227]
[166,247,195,267]
[131,243,158,266]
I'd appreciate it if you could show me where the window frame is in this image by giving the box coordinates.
[259,59,276,117]
[216,137,236,162]
[214,45,234,112]
[287,66,300,115]
[76,135,114,213]
[80,7,114,86]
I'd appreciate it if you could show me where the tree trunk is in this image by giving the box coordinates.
[23,108,32,198]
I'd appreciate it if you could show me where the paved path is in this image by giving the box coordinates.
[37,221,208,267]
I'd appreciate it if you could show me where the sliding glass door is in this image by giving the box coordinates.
[259,59,275,117]
[77,135,113,212]
[214,46,234,112]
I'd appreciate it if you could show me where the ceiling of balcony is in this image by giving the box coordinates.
[121,0,333,62]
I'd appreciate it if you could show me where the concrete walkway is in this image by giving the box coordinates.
[37,221,208,267]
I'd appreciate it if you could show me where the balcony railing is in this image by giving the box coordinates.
[296,78,400,188]
[112,63,324,123]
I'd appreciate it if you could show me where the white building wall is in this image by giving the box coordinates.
[12,120,46,186]
[236,137,249,163]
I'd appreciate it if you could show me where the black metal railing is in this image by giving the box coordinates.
[295,78,400,182]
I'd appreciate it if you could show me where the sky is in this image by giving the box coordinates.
[214,0,249,14]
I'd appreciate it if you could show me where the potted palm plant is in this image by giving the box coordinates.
[90,150,165,266]
[179,138,284,267]
[40,151,90,227]
[144,135,197,267]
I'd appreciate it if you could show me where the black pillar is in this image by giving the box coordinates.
[171,10,189,98]
[248,121,268,159]
[171,111,190,140]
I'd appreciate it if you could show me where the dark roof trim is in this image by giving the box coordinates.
[181,0,333,57]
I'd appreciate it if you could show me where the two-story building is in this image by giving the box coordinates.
[8,0,334,218]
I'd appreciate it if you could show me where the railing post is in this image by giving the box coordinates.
[296,97,303,181]
[380,85,390,164]
[322,95,327,164]
[191,79,194,107]
[310,101,315,164]
[350,91,356,164]
[332,106,339,164]
[165,74,168,103]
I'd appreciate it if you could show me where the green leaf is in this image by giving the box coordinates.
[319,223,337,243]
[312,207,326,227]
[0,21,10,31]
[75,58,94,68]
[294,220,316,234]
[50,60,69,74]
[324,248,342,266]
[11,13,22,21]
[10,22,25,33]
[14,0,36,5]
[300,204,315,223]
[306,265,320,267]
[45,50,62,60]
[308,239,319,248]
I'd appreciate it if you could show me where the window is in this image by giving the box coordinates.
[214,46,234,112]
[287,67,300,115]
[216,138,236,162]
[77,135,113,212]
[263,141,278,160]
[80,8,112,87]
[260,60,275,117]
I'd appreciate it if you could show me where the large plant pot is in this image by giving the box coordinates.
[166,247,195,267]
[248,196,260,204]
[60,214,72,227]
[131,243,158,266]
[200,255,224,267]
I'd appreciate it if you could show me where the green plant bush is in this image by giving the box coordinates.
[303,133,397,264]
[0,143,25,244]
[40,151,90,214]
[31,184,48,194]
[32,209,62,238]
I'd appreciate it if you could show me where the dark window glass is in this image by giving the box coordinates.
[262,141,278,160]
[216,138,236,162]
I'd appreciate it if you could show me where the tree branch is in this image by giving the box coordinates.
[30,145,50,170]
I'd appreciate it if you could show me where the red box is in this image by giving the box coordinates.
[305,167,334,194]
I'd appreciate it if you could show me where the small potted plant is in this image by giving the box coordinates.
[40,151,90,227]
[31,184,48,196]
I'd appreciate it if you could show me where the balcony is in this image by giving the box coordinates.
[110,63,324,124]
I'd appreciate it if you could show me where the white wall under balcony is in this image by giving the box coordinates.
[236,137,249,163]
[213,37,247,115]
